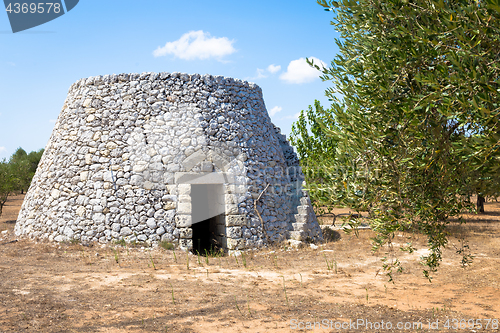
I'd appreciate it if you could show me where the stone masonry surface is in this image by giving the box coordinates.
[15,72,323,250]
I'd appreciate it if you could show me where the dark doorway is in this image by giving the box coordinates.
[190,184,225,255]
[192,215,219,255]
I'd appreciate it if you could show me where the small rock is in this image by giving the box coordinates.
[120,227,133,236]
[146,218,156,229]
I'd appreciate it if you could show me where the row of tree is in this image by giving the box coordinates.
[291,0,500,279]
[0,148,44,216]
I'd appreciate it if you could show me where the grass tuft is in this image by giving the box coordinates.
[112,247,119,265]
[234,295,243,316]
[149,252,156,270]
[242,252,247,268]
[114,239,126,247]
[160,241,175,250]
[282,276,289,309]
[169,283,175,305]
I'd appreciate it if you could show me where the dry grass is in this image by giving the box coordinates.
[0,195,499,332]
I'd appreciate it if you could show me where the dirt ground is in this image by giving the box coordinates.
[0,194,499,332]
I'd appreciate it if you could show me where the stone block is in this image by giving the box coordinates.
[226,227,242,239]
[175,216,192,228]
[289,231,306,241]
[300,197,310,206]
[161,233,174,242]
[292,223,307,232]
[178,195,191,202]
[225,203,239,215]
[294,214,308,224]
[177,202,191,215]
[200,161,213,172]
[162,195,177,202]
[210,151,230,171]
[226,215,247,227]
[225,194,236,204]
[226,238,244,250]
[164,202,176,210]
[297,205,309,215]
[224,184,237,194]
[179,239,193,250]
[182,149,207,171]
[175,172,230,184]
[178,184,191,195]
[163,172,174,183]
[179,227,192,239]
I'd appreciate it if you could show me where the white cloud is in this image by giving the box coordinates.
[256,68,267,79]
[269,106,282,116]
[248,64,282,80]
[0,147,6,154]
[267,64,281,74]
[282,112,301,120]
[153,30,236,61]
[280,57,326,84]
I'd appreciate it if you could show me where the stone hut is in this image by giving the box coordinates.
[15,72,323,251]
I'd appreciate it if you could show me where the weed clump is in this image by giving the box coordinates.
[159,241,175,250]
[113,239,126,247]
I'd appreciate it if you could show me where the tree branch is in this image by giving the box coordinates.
[254,183,271,245]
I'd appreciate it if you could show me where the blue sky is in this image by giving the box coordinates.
[0,0,339,159]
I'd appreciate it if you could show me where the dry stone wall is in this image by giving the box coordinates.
[15,72,323,250]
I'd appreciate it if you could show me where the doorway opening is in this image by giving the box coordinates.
[191,215,221,255]
[190,184,225,255]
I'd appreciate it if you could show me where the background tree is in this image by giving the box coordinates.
[290,101,340,214]
[26,149,44,175]
[297,0,500,279]
[9,147,29,194]
[8,147,44,194]
[0,160,15,217]
[0,147,44,217]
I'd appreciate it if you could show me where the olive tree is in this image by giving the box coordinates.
[0,161,15,217]
[8,147,44,194]
[303,0,500,279]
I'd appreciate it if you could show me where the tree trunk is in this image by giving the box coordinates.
[0,195,7,217]
[477,195,485,213]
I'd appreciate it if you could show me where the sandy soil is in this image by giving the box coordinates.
[0,194,499,332]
